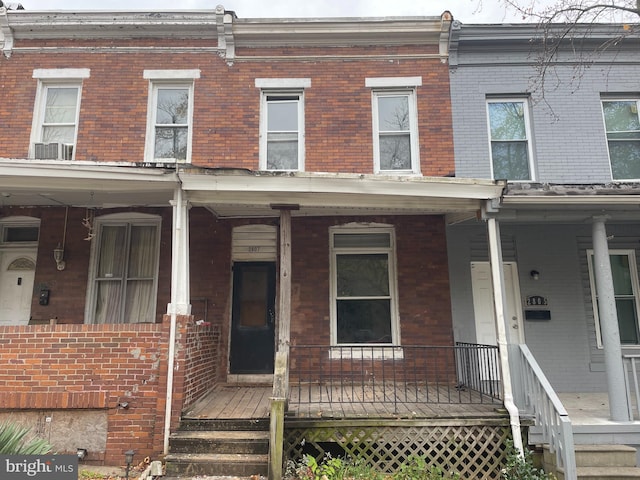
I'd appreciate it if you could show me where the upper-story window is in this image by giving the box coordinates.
[602,99,640,180]
[330,225,400,346]
[30,69,90,160]
[366,77,422,175]
[256,78,310,171]
[486,99,534,181]
[144,70,200,163]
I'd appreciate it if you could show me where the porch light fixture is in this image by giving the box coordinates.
[530,270,540,280]
[53,243,65,271]
[76,448,87,460]
[124,450,135,480]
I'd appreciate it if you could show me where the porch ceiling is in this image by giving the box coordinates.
[0,160,177,208]
[179,168,506,218]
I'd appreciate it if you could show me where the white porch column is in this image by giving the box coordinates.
[164,186,192,455]
[486,216,523,456]
[592,216,629,421]
[168,187,191,314]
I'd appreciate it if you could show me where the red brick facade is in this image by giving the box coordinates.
[0,322,168,463]
[0,41,453,176]
[0,9,458,465]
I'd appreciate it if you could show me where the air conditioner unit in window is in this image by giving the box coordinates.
[33,143,74,160]
[33,142,59,159]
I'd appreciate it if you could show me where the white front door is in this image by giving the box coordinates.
[471,261,524,346]
[0,249,37,325]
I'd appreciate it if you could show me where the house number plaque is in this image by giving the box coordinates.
[525,295,548,306]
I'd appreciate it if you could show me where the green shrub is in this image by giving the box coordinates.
[395,455,459,480]
[0,421,53,455]
[285,453,459,480]
[285,439,554,480]
[501,440,555,480]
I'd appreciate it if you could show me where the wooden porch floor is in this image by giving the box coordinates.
[183,384,504,420]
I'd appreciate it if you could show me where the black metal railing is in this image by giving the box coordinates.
[289,343,502,408]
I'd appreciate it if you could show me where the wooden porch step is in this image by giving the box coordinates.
[169,430,270,454]
[164,452,269,477]
[166,416,271,477]
[178,417,270,431]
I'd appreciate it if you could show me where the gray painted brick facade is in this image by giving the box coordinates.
[449,32,640,183]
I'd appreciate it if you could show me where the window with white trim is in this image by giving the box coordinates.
[486,98,534,181]
[588,249,640,346]
[256,78,309,171]
[602,99,640,180]
[30,69,90,160]
[262,92,304,170]
[330,226,399,345]
[144,70,200,163]
[87,214,161,324]
[367,77,421,174]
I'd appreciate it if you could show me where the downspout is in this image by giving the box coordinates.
[486,213,524,457]
[163,185,183,455]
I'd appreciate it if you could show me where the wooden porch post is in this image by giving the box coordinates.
[592,215,629,421]
[269,204,297,480]
[276,206,295,393]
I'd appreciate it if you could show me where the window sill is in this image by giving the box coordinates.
[329,346,404,360]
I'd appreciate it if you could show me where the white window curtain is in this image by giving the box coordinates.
[94,223,157,324]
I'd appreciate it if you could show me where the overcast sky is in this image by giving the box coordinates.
[14,0,528,24]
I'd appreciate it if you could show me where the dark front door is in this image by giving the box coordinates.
[229,262,276,374]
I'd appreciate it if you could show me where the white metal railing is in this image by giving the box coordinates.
[623,354,640,420]
[516,345,576,480]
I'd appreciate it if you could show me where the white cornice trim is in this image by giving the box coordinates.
[0,7,13,58]
[3,9,449,52]
[231,17,446,48]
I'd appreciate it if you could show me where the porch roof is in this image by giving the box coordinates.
[0,159,178,208]
[177,167,506,218]
[496,182,640,223]
[0,160,506,216]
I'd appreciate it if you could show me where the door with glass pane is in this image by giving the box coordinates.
[229,262,276,374]
[92,223,158,324]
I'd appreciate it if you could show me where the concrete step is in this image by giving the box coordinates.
[169,429,270,454]
[164,452,269,477]
[575,445,638,468]
[576,466,640,480]
[544,444,638,469]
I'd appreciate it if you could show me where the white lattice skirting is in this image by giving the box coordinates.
[284,419,512,479]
